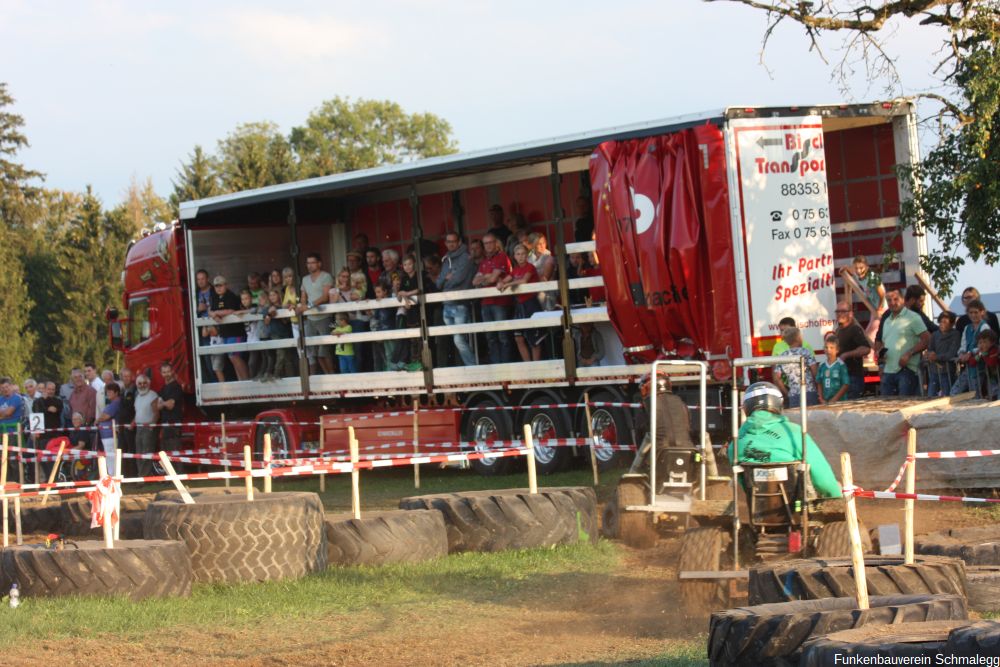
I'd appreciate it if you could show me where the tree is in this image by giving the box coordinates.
[0,82,44,230]
[290,97,458,178]
[216,121,300,192]
[169,145,221,212]
[713,0,999,294]
[120,174,172,230]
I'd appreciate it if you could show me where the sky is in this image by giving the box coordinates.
[2,0,994,297]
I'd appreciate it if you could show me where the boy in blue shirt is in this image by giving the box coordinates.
[817,334,850,404]
[0,377,23,437]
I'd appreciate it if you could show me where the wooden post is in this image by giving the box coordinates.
[112,420,119,478]
[840,453,869,609]
[112,420,122,540]
[158,452,195,504]
[412,395,420,489]
[41,441,66,506]
[349,426,360,520]
[582,391,599,487]
[904,427,917,564]
[263,433,273,494]
[32,432,40,491]
[13,496,21,546]
[17,424,23,487]
[243,445,254,502]
[1,432,9,548]
[222,413,230,489]
[97,455,113,549]
[523,423,538,494]
[319,422,326,493]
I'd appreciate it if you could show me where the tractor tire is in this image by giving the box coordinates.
[800,620,967,667]
[814,520,873,558]
[119,512,145,539]
[325,510,448,567]
[965,565,1000,612]
[13,500,63,534]
[614,480,657,549]
[0,539,192,600]
[143,492,326,584]
[748,555,967,605]
[60,493,155,536]
[153,486,254,502]
[678,526,729,614]
[916,524,1000,565]
[708,594,968,667]
[399,487,598,553]
[945,620,1000,656]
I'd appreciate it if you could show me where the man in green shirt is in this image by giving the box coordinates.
[727,382,841,498]
[874,288,929,397]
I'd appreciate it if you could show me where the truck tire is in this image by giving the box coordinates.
[916,524,1000,565]
[945,620,1000,656]
[325,510,448,567]
[800,620,967,667]
[0,540,192,600]
[143,492,326,584]
[678,526,729,613]
[613,480,657,549]
[748,555,967,605]
[814,520,873,558]
[708,594,968,667]
[465,406,514,476]
[583,396,632,472]
[965,565,1000,612]
[521,407,570,475]
[399,487,598,553]
[60,493,156,536]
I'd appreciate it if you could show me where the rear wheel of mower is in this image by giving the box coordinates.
[521,407,570,475]
[465,408,513,476]
[614,479,657,548]
[814,520,873,557]
[678,526,730,614]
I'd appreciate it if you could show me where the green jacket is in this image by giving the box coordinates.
[727,411,841,498]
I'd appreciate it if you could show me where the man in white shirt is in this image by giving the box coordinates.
[85,363,105,421]
[132,375,160,478]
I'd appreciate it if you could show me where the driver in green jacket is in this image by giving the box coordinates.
[727,382,841,498]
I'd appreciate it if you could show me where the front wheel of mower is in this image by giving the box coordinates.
[678,526,731,614]
[611,479,657,548]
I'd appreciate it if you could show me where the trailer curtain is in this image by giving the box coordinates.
[590,124,739,362]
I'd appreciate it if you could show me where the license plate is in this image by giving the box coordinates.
[753,467,788,482]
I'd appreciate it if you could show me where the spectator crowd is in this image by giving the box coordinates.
[196,199,605,380]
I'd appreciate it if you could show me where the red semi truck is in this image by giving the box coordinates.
[108,100,926,473]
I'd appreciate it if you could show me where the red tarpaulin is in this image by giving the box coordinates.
[591,124,740,363]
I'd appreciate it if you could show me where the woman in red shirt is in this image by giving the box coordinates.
[499,245,546,361]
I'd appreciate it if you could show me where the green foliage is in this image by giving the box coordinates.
[0,219,34,379]
[216,121,300,192]
[290,96,458,177]
[169,145,220,213]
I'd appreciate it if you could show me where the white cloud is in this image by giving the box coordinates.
[215,9,382,62]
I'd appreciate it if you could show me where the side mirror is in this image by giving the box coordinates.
[110,320,124,350]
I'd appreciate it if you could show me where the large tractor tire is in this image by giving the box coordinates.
[965,565,1000,612]
[143,492,326,584]
[1,540,192,600]
[945,620,1000,656]
[606,479,656,549]
[678,526,729,614]
[60,493,155,536]
[800,620,967,666]
[153,485,255,502]
[708,594,968,667]
[12,499,63,534]
[325,510,448,567]
[520,406,571,475]
[916,524,1000,565]
[814,520,873,557]
[399,487,598,553]
[748,555,967,605]
[464,403,514,477]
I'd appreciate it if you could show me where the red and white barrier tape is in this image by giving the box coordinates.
[883,455,914,493]
[847,486,1000,505]
[914,449,1000,459]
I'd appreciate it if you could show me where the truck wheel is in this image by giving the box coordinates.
[814,520,873,557]
[466,408,513,476]
[399,487,597,553]
[708,594,968,667]
[678,526,730,613]
[965,565,1000,612]
[583,403,630,472]
[521,408,570,475]
[748,555,968,605]
[325,509,448,567]
[614,479,657,548]
[254,417,289,460]
[143,492,327,584]
[945,620,1000,656]
[0,540,193,600]
[916,524,1000,565]
[800,620,967,666]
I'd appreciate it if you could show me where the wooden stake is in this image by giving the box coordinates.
[113,420,122,540]
[32,429,39,490]
[349,426,360,520]
[263,433,272,494]
[41,441,66,506]
[17,424,23,487]
[840,453,869,609]
[243,445,254,502]
[582,391,599,487]
[158,452,195,504]
[222,413,230,488]
[13,497,21,546]
[2,432,9,548]
[523,423,538,494]
[412,395,420,489]
[112,420,119,478]
[904,427,917,565]
[97,455,113,549]
[319,421,326,493]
